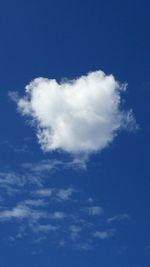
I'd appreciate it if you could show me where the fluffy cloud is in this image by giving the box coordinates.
[15,70,136,155]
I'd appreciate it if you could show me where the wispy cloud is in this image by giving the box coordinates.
[0,205,30,221]
[69,225,82,241]
[23,159,86,174]
[32,223,58,233]
[93,229,115,239]
[34,187,76,203]
[84,206,103,216]
[56,188,75,201]
[35,188,53,197]
[22,160,61,174]
[0,203,48,222]
[0,138,32,155]
[22,199,47,207]
[0,185,116,249]
[107,213,130,224]
[0,167,129,250]
[0,171,43,196]
[49,211,66,220]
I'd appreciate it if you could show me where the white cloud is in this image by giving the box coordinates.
[107,213,130,224]
[49,211,66,219]
[0,168,129,250]
[33,223,58,233]
[15,70,136,156]
[22,199,47,207]
[0,171,43,196]
[85,206,103,216]
[56,188,74,201]
[23,158,86,174]
[35,187,75,202]
[23,160,60,174]
[0,205,29,220]
[69,225,82,241]
[0,202,48,222]
[35,188,53,197]
[93,230,114,239]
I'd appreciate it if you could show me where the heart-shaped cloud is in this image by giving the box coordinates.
[15,70,136,156]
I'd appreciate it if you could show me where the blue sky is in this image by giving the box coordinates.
[0,0,150,266]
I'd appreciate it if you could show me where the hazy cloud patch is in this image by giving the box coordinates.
[107,213,130,224]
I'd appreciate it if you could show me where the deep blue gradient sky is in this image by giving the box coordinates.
[0,0,150,266]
